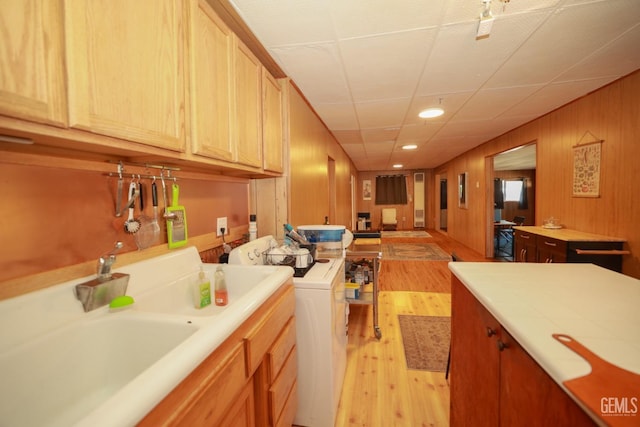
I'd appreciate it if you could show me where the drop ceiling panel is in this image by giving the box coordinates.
[418,12,549,95]
[556,23,640,82]
[339,28,437,102]
[506,77,617,118]
[229,0,640,171]
[355,98,411,129]
[230,0,334,45]
[330,0,446,38]
[485,1,640,88]
[270,43,350,104]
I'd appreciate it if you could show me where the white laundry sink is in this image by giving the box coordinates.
[133,264,285,317]
[0,313,198,427]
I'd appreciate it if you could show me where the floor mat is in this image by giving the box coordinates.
[398,315,451,371]
[382,243,451,261]
[381,230,432,238]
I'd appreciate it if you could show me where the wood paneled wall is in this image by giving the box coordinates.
[0,153,249,296]
[355,170,431,230]
[435,70,640,278]
[288,84,356,228]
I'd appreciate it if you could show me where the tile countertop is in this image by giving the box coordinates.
[448,262,640,387]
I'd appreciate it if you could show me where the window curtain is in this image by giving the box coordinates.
[494,178,504,209]
[375,175,407,205]
[518,178,528,209]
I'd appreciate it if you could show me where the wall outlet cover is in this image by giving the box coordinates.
[216,217,227,236]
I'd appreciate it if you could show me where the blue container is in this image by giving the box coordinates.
[297,225,345,243]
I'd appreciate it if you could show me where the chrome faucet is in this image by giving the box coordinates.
[75,242,130,312]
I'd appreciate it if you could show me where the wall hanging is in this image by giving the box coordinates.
[572,132,603,198]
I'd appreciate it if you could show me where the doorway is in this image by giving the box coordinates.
[435,173,447,232]
[486,143,537,260]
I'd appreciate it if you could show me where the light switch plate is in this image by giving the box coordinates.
[216,217,227,236]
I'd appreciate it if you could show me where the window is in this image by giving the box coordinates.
[503,180,524,202]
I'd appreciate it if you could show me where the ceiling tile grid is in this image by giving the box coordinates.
[230,0,640,171]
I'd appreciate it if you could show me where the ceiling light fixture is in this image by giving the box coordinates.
[477,0,495,39]
[418,107,444,119]
[402,144,418,150]
[393,164,403,168]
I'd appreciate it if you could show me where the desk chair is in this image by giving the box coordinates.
[498,216,526,257]
[381,208,397,231]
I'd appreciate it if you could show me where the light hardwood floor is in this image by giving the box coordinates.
[335,230,488,426]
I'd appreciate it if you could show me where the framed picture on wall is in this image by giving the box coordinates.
[458,172,468,208]
[363,180,372,200]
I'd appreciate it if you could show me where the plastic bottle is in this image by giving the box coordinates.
[193,267,212,309]
[214,265,228,306]
[249,214,257,241]
[354,265,364,286]
[283,224,309,244]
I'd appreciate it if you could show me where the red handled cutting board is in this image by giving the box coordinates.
[552,334,640,426]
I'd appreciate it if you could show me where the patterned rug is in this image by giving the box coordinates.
[382,243,451,261]
[381,230,432,238]
[398,315,451,371]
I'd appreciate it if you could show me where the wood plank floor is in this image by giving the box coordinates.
[335,230,488,426]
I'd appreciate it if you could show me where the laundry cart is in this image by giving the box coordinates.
[345,237,382,339]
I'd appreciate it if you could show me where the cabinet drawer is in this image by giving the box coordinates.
[268,316,297,382]
[269,347,298,424]
[514,230,535,242]
[537,236,567,255]
[275,381,298,427]
[244,285,295,375]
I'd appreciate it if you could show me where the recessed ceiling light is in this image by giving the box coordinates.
[418,107,444,119]
[393,164,403,168]
[402,144,418,150]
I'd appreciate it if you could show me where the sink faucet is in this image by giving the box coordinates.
[75,242,130,312]
[97,241,124,281]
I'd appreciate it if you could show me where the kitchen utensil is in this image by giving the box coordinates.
[150,181,161,244]
[166,182,187,248]
[124,182,141,234]
[134,182,156,250]
[115,175,124,217]
[552,334,640,426]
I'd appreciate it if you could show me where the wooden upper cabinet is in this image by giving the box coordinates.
[189,0,234,162]
[64,0,186,152]
[262,70,284,173]
[234,37,262,168]
[0,0,67,127]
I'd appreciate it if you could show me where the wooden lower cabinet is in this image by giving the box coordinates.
[513,227,625,272]
[450,277,595,426]
[138,283,296,426]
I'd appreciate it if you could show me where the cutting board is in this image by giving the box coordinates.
[552,334,640,426]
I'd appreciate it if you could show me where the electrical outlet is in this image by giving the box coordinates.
[216,217,227,236]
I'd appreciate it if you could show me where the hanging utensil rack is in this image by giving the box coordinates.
[106,161,180,217]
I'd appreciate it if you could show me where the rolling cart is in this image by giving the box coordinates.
[345,237,382,339]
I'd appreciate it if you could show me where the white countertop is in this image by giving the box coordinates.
[448,262,640,388]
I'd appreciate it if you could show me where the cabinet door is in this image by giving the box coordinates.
[514,231,537,262]
[234,37,262,168]
[65,0,186,152]
[262,70,284,173]
[537,236,567,263]
[218,377,256,427]
[189,0,234,162]
[499,329,595,426]
[0,0,67,126]
[450,277,500,427]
